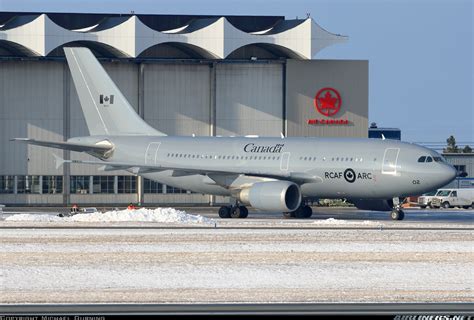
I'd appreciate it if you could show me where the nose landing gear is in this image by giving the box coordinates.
[390,197,405,221]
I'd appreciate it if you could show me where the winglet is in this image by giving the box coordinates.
[53,154,66,170]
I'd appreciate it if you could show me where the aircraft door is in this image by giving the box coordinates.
[145,142,161,165]
[382,148,400,175]
[280,152,290,171]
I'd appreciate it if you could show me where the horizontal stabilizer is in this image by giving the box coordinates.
[12,138,113,154]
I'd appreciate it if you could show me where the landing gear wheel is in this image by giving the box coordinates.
[390,209,405,221]
[301,205,313,218]
[238,206,248,218]
[230,206,241,219]
[218,206,231,219]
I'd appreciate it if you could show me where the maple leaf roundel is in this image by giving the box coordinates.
[314,87,342,117]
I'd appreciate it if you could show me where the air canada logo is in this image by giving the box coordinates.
[344,168,356,183]
[99,94,114,106]
[314,87,341,116]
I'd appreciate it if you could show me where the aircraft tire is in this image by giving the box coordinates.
[390,209,400,221]
[302,205,313,218]
[218,206,231,219]
[238,206,248,218]
[398,210,405,220]
[230,206,241,219]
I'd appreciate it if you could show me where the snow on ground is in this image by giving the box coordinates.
[4,208,214,225]
[1,226,472,303]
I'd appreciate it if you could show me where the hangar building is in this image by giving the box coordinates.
[0,12,369,206]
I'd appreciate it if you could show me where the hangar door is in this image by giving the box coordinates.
[216,63,283,136]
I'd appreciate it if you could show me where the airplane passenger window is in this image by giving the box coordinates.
[345,157,349,161]
[426,156,433,162]
[418,156,426,163]
[350,158,353,161]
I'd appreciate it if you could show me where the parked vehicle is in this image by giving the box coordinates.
[431,189,474,209]
[417,191,438,208]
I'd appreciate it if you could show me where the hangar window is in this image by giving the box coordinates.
[70,176,90,194]
[418,156,426,163]
[93,176,114,194]
[43,176,63,194]
[0,176,15,194]
[17,176,41,194]
[144,179,163,193]
[118,176,136,194]
[166,185,188,194]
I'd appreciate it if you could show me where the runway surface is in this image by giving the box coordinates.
[1,207,472,304]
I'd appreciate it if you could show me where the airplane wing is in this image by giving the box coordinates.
[52,155,323,184]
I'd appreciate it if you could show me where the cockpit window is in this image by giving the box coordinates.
[417,156,426,162]
[426,156,433,162]
[433,156,443,162]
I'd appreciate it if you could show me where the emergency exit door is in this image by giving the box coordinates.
[280,152,290,171]
[382,148,400,175]
[145,142,161,165]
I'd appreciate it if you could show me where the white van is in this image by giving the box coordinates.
[417,191,438,208]
[431,189,474,209]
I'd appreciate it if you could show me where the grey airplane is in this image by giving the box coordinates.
[13,48,457,220]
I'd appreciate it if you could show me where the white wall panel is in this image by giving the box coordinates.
[0,61,63,175]
[216,63,283,136]
[143,64,210,136]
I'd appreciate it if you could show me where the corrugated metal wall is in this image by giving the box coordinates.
[0,61,64,176]
[144,64,211,136]
[216,63,283,136]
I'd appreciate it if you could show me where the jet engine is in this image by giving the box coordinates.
[238,181,301,212]
[350,199,394,211]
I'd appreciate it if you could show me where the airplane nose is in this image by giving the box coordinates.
[443,165,457,184]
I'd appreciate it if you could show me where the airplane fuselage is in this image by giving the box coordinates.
[71,135,456,200]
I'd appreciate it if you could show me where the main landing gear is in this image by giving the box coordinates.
[218,205,249,219]
[390,197,405,221]
[283,204,313,219]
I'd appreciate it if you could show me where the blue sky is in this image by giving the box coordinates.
[1,0,472,143]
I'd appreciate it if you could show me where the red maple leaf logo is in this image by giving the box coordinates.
[318,91,338,111]
[314,88,342,117]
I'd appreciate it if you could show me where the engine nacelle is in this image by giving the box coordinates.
[238,181,301,212]
[350,199,394,211]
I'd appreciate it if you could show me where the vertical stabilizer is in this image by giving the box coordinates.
[64,47,166,136]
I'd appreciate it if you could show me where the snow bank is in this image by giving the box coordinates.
[313,218,380,225]
[5,208,214,225]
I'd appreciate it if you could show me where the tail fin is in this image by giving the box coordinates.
[64,47,166,136]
